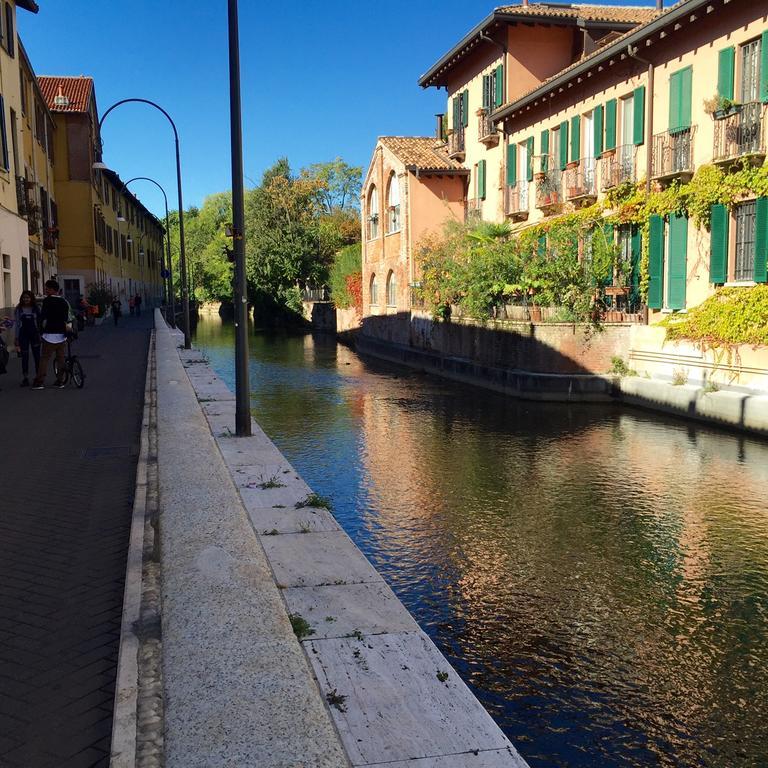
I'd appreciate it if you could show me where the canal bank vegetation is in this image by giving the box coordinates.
[328,243,363,316]
[169,157,361,324]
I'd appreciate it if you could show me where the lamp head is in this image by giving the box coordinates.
[117,215,126,223]
[92,161,109,171]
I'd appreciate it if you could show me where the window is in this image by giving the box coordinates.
[4,4,13,58]
[367,185,379,239]
[386,271,397,307]
[734,201,756,282]
[0,95,8,171]
[370,273,378,305]
[387,174,400,233]
[21,255,28,291]
[741,38,761,103]
[1,254,11,310]
[19,71,26,116]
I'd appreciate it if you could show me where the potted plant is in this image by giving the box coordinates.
[704,93,742,119]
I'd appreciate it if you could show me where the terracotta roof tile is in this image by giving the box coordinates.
[37,76,94,113]
[379,136,468,172]
[496,3,658,24]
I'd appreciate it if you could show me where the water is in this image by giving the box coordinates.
[194,315,768,768]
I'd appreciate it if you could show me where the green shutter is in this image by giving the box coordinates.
[670,67,692,132]
[0,96,7,171]
[717,47,735,101]
[540,129,549,172]
[760,32,768,103]
[482,75,490,110]
[478,159,486,200]
[648,214,664,309]
[593,105,604,156]
[462,91,469,128]
[537,235,547,258]
[630,225,642,305]
[669,71,681,132]
[570,115,580,162]
[603,224,614,286]
[633,86,645,146]
[709,203,728,284]
[559,120,569,170]
[527,136,534,182]
[452,97,459,131]
[680,67,692,131]
[506,143,517,186]
[667,212,688,310]
[495,64,504,108]
[605,99,617,150]
[755,197,768,283]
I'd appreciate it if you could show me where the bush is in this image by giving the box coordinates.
[86,282,114,317]
[328,243,362,310]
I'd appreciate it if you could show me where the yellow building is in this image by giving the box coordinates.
[38,75,164,307]
[0,0,41,315]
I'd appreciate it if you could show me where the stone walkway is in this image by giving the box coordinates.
[0,313,152,767]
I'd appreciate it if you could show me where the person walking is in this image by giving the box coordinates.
[14,290,41,387]
[134,293,142,317]
[128,295,135,316]
[111,297,122,326]
[32,280,70,391]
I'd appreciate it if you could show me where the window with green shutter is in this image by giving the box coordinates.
[718,47,735,101]
[630,225,642,306]
[495,64,504,108]
[760,32,768,103]
[506,143,517,186]
[570,115,580,162]
[0,95,8,171]
[452,97,459,131]
[526,136,534,182]
[482,75,491,111]
[540,129,549,172]
[709,203,728,284]
[667,212,688,310]
[648,214,665,309]
[633,86,645,145]
[756,197,768,282]
[605,99,617,150]
[603,223,614,286]
[669,66,692,133]
[559,120,569,170]
[461,91,469,128]
[537,235,547,258]
[478,159,486,200]
[593,105,604,155]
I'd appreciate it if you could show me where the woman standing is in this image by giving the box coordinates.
[14,290,41,387]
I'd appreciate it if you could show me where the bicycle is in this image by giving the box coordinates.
[54,333,86,388]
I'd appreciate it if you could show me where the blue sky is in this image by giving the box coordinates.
[19,0,650,218]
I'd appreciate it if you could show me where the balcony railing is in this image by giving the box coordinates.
[565,158,597,201]
[651,127,695,181]
[447,129,466,160]
[505,181,529,218]
[713,102,766,163]
[601,146,636,189]
[15,176,28,217]
[536,165,563,210]
[466,197,482,221]
[478,110,499,146]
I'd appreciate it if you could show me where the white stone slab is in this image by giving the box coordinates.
[282,582,419,640]
[372,749,528,767]
[305,632,521,766]
[250,505,340,535]
[261,531,384,588]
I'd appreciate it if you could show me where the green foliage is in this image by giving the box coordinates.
[329,243,362,309]
[85,282,114,316]
[609,356,637,377]
[288,613,315,639]
[663,285,768,348]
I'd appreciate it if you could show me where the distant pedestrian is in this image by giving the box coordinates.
[134,293,142,317]
[129,296,135,316]
[14,290,41,387]
[32,280,71,391]
[111,298,122,326]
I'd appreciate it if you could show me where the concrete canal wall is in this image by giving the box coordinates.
[146,309,529,767]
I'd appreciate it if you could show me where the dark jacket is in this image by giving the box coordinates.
[39,295,70,335]
[14,305,41,343]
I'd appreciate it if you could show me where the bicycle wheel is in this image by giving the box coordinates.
[54,360,70,385]
[71,359,85,389]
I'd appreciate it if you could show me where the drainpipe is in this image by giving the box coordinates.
[628,43,654,192]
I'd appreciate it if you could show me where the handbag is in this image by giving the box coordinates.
[0,338,9,375]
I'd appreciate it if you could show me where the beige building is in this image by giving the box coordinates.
[0,0,41,315]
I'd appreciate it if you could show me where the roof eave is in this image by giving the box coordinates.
[406,166,469,176]
[16,0,39,12]
[492,0,702,123]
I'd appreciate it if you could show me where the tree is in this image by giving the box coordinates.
[303,158,362,214]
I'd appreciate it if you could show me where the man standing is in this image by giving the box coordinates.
[134,293,142,317]
[32,280,70,391]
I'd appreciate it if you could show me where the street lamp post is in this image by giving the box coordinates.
[95,98,191,348]
[120,177,176,328]
[228,0,251,437]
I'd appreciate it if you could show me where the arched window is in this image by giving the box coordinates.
[386,270,397,307]
[370,273,378,305]
[367,186,379,240]
[387,174,400,234]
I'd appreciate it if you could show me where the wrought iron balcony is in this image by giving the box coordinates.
[505,181,529,220]
[447,129,466,160]
[565,158,597,203]
[478,110,499,146]
[713,102,766,164]
[15,176,28,217]
[535,165,563,211]
[601,146,636,189]
[651,127,695,182]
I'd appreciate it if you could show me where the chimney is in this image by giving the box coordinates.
[435,113,445,141]
[656,0,663,9]
[522,0,529,6]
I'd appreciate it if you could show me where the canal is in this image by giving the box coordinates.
[194,315,768,768]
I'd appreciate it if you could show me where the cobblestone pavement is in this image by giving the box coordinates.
[0,313,152,768]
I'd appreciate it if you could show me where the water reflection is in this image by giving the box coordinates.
[194,315,768,768]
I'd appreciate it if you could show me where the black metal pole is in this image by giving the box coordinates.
[175,139,191,348]
[228,0,251,437]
